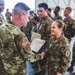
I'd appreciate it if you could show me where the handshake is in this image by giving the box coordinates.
[35,52,45,61]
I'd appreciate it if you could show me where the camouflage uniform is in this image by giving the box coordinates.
[38,16,53,40]
[0,14,5,25]
[5,11,12,22]
[0,22,40,75]
[38,16,53,75]
[53,15,62,21]
[63,17,75,42]
[46,35,70,75]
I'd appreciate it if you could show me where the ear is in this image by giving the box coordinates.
[20,12,25,19]
[60,28,63,31]
[46,9,48,12]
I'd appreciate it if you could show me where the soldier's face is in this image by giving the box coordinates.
[37,7,47,18]
[20,11,29,27]
[54,8,58,14]
[64,9,70,17]
[0,0,4,13]
[51,21,61,36]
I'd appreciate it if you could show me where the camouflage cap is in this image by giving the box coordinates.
[14,2,30,11]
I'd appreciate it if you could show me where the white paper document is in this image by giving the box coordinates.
[31,32,41,41]
[31,38,45,52]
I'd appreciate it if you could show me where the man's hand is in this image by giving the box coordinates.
[41,52,45,59]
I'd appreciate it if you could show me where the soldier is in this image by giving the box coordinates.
[5,9,12,22]
[42,20,70,75]
[31,15,39,32]
[0,0,6,74]
[53,6,62,21]
[63,7,75,42]
[47,8,53,19]
[0,0,5,25]
[37,3,53,40]
[0,2,42,75]
[37,2,53,75]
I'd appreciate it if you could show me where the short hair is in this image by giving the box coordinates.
[29,10,34,15]
[48,8,51,12]
[13,2,30,15]
[33,15,39,22]
[56,6,60,12]
[65,7,72,12]
[38,3,48,10]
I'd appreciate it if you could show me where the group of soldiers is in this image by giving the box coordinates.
[21,2,75,75]
[0,0,75,75]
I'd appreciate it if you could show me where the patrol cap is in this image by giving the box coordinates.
[14,2,30,11]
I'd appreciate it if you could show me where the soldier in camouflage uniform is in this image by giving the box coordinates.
[0,0,6,74]
[5,9,12,22]
[47,8,53,20]
[0,0,5,25]
[63,7,75,73]
[0,2,42,75]
[63,7,75,42]
[53,6,62,21]
[37,3,53,75]
[43,20,70,75]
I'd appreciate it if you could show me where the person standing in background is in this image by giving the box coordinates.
[5,9,12,22]
[63,7,75,42]
[53,6,62,21]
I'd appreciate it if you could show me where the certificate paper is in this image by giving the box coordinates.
[31,38,45,52]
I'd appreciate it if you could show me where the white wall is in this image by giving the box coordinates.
[35,0,75,19]
[3,0,35,19]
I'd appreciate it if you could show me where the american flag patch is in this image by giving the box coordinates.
[22,41,28,47]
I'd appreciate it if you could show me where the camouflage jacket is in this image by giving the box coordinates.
[0,22,39,75]
[38,16,53,40]
[63,17,75,41]
[0,14,5,25]
[53,15,62,21]
[5,12,12,19]
[46,35,70,74]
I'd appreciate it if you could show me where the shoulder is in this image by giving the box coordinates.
[46,16,53,23]
[60,35,70,49]
[68,17,75,24]
[0,22,23,35]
